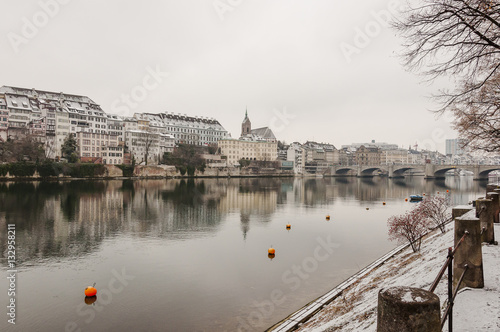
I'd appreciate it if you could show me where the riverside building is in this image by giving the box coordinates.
[218,111,278,166]
[0,85,228,164]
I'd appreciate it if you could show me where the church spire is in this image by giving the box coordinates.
[241,108,251,137]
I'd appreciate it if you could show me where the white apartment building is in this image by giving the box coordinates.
[218,138,278,166]
[381,149,410,165]
[135,112,229,145]
[76,132,120,160]
[55,111,70,159]
[124,130,161,165]
[159,133,175,155]
[287,143,305,174]
[0,95,9,141]
[0,86,111,159]
[106,114,125,143]
[101,145,124,165]
[446,138,469,156]
[0,86,230,165]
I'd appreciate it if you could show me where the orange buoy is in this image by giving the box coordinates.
[366,208,369,210]
[85,284,97,297]
[437,191,440,194]
[383,202,386,205]
[423,193,426,196]
[326,215,330,220]
[446,190,449,193]
[84,296,97,305]
[286,224,291,230]
[268,247,275,255]
[405,198,408,202]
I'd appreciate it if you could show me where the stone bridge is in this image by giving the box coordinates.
[328,164,500,180]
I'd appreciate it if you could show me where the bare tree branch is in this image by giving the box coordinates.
[393,0,500,152]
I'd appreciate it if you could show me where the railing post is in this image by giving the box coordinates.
[452,206,473,220]
[476,198,495,244]
[486,183,499,194]
[447,248,453,332]
[454,214,484,290]
[377,286,440,332]
[490,190,500,224]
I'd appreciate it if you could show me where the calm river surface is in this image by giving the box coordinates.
[0,176,487,332]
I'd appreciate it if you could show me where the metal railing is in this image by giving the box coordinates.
[428,231,469,331]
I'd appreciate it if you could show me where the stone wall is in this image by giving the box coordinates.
[0,164,294,179]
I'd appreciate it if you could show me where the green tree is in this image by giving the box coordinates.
[238,158,251,168]
[61,134,77,161]
[162,144,206,173]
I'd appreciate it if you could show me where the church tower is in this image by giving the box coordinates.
[241,108,251,137]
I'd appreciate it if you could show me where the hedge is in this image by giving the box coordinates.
[37,161,63,177]
[0,164,9,176]
[0,162,107,178]
[67,163,106,178]
[9,162,36,177]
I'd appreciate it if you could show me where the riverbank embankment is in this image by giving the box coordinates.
[0,164,295,180]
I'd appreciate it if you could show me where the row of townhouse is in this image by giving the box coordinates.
[0,86,229,165]
[284,141,447,174]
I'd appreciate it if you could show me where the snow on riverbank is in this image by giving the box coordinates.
[296,224,500,332]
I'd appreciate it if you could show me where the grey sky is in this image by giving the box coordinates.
[0,0,455,152]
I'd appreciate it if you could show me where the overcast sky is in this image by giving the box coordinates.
[0,0,456,152]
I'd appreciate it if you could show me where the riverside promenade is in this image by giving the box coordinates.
[268,194,500,331]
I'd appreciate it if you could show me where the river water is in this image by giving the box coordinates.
[0,176,487,331]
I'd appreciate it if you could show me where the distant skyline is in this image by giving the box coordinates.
[0,0,457,153]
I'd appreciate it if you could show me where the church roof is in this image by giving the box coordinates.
[251,127,276,140]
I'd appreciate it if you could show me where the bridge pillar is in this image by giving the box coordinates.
[424,164,436,179]
[387,165,394,178]
[473,165,481,181]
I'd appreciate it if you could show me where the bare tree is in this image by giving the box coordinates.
[141,130,156,165]
[388,208,430,252]
[452,74,500,152]
[393,0,500,151]
[417,194,452,233]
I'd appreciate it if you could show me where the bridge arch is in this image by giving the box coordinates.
[433,167,462,178]
[334,167,357,176]
[359,167,384,177]
[391,166,422,177]
[478,167,500,178]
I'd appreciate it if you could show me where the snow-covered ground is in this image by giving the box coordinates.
[295,224,500,332]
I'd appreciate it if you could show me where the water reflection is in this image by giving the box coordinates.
[0,176,487,268]
[0,176,489,332]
